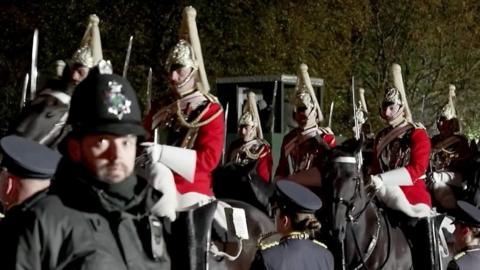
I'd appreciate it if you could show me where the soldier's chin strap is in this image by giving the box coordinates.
[176,68,197,90]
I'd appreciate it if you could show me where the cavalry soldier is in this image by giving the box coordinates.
[0,71,171,269]
[370,64,434,269]
[142,6,226,269]
[213,91,273,213]
[251,180,334,270]
[0,135,60,216]
[11,14,104,148]
[226,92,272,183]
[275,64,335,181]
[448,200,480,270]
[429,85,473,210]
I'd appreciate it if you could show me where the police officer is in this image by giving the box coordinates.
[0,71,170,269]
[0,135,60,214]
[251,180,334,270]
[448,200,480,270]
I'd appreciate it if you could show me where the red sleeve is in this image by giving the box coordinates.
[256,145,273,182]
[405,128,431,182]
[191,103,225,183]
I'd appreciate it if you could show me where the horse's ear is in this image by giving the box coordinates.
[339,137,364,155]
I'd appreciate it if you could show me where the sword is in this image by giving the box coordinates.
[328,101,334,129]
[21,73,29,109]
[122,35,133,78]
[30,29,39,100]
[269,81,278,134]
[146,67,152,114]
[221,102,229,164]
[352,77,360,139]
[351,77,363,169]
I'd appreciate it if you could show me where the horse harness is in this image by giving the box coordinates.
[333,156,382,270]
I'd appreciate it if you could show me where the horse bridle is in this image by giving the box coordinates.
[332,156,381,270]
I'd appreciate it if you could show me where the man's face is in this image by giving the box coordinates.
[381,103,401,121]
[168,66,195,94]
[70,64,90,86]
[239,125,256,142]
[294,106,315,128]
[437,117,452,134]
[71,134,137,183]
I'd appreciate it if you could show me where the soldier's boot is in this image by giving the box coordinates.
[405,216,440,270]
[168,200,217,270]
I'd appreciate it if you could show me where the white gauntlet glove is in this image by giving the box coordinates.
[136,144,178,221]
[370,174,386,195]
[138,142,196,183]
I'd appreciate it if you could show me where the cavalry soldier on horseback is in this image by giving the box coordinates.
[0,71,171,269]
[226,92,272,183]
[213,91,274,213]
[11,14,104,149]
[448,200,480,270]
[370,64,437,269]
[429,85,473,210]
[275,64,335,180]
[251,180,334,270]
[142,6,228,269]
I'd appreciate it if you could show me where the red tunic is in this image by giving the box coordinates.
[372,124,432,207]
[144,101,224,196]
[275,127,336,178]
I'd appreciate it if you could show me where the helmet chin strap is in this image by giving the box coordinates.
[381,105,405,126]
[175,68,197,91]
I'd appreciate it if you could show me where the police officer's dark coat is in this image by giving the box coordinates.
[0,158,170,270]
[447,246,480,270]
[251,234,334,270]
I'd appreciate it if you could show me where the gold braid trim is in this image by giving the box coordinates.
[176,101,223,128]
[244,144,265,160]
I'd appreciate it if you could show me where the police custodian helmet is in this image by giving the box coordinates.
[67,72,146,137]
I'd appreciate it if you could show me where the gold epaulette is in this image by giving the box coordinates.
[257,231,281,251]
[312,239,328,249]
[204,92,219,103]
[453,251,466,261]
[410,121,426,130]
[318,126,334,135]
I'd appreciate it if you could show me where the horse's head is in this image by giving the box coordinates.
[321,138,364,243]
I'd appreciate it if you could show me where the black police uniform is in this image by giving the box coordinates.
[447,201,480,270]
[250,181,334,270]
[0,73,170,270]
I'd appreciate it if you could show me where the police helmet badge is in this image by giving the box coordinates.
[105,80,131,120]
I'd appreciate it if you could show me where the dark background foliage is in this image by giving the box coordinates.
[1,0,480,138]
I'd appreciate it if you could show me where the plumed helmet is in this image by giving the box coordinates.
[166,6,210,93]
[293,64,324,123]
[439,84,457,120]
[382,87,403,107]
[239,92,263,139]
[165,39,198,72]
[67,72,145,137]
[71,14,103,68]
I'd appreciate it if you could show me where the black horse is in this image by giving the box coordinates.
[320,140,413,270]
